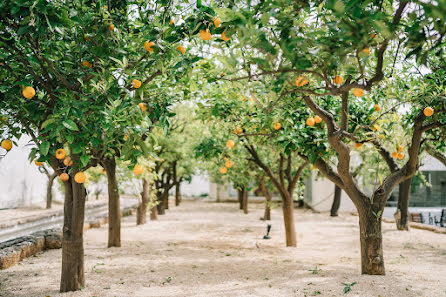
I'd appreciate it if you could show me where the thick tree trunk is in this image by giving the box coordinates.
[137,178,150,225]
[157,190,165,215]
[46,172,57,209]
[282,195,297,247]
[260,178,271,220]
[395,177,412,230]
[60,175,86,292]
[103,158,121,248]
[150,205,158,220]
[164,190,169,210]
[242,189,248,214]
[358,210,385,275]
[237,189,244,210]
[175,182,181,206]
[330,185,342,217]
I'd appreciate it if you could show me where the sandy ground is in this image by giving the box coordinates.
[0,199,445,297]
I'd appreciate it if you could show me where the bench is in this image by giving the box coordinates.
[434,209,446,227]
[409,213,425,224]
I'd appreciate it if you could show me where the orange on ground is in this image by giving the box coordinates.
[82,61,92,68]
[138,103,146,112]
[374,104,381,112]
[295,76,309,87]
[133,164,144,175]
[144,41,155,52]
[225,160,233,168]
[353,88,364,97]
[214,17,221,28]
[397,153,404,160]
[355,143,363,149]
[273,122,281,130]
[1,139,12,151]
[314,115,322,123]
[200,29,211,41]
[176,45,186,55]
[56,148,67,160]
[132,79,142,89]
[392,152,398,158]
[63,157,73,167]
[22,86,36,99]
[35,160,43,166]
[220,167,227,174]
[74,172,86,184]
[60,173,69,182]
[221,31,230,41]
[306,117,315,126]
[333,75,343,85]
[226,140,235,148]
[424,107,434,117]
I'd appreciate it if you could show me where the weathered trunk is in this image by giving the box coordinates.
[60,174,86,292]
[164,190,169,210]
[395,177,412,231]
[175,182,181,206]
[46,172,57,209]
[282,195,297,247]
[237,189,244,210]
[137,178,150,225]
[242,189,248,214]
[156,190,165,215]
[260,178,271,220]
[358,209,385,275]
[150,205,158,220]
[103,158,121,248]
[330,185,342,217]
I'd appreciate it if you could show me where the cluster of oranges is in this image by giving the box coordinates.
[200,17,230,42]
[220,158,233,174]
[391,145,405,160]
[306,115,322,126]
[54,148,86,183]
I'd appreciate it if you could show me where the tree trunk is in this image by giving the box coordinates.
[164,190,169,210]
[150,205,158,220]
[395,177,412,231]
[137,178,150,225]
[175,182,181,206]
[156,190,165,215]
[358,209,385,275]
[237,189,244,210]
[103,158,121,248]
[260,178,271,220]
[242,189,248,214]
[60,174,86,292]
[282,195,297,247]
[330,185,342,217]
[46,172,57,209]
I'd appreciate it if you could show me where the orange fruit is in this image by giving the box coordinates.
[221,31,230,41]
[362,48,370,55]
[82,61,92,68]
[234,127,243,135]
[22,86,36,99]
[397,153,404,160]
[295,76,309,87]
[133,164,144,175]
[423,107,434,117]
[353,88,364,97]
[226,140,235,148]
[169,19,174,25]
[1,139,12,151]
[132,79,142,89]
[124,134,129,141]
[176,45,186,55]
[35,159,43,166]
[370,33,378,38]
[355,143,363,149]
[314,115,322,123]
[63,157,73,166]
[214,17,221,28]
[333,75,343,85]
[200,29,211,40]
[397,145,403,153]
[74,172,86,183]
[138,103,146,112]
[56,148,67,160]
[220,167,227,174]
[225,160,233,168]
[392,152,398,158]
[60,173,69,182]
[109,24,114,31]
[273,122,281,130]
[144,41,155,52]
[306,117,315,126]
[374,104,381,112]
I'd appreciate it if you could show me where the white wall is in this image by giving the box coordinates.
[180,174,210,197]
[0,136,62,208]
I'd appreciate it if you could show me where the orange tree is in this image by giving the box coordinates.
[206,0,446,274]
[0,0,209,292]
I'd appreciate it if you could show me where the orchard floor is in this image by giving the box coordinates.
[1,199,446,297]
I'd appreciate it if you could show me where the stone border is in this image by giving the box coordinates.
[382,217,446,234]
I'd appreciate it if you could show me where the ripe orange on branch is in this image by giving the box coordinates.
[333,75,343,85]
[374,104,381,112]
[138,103,146,112]
[200,29,211,40]
[234,127,243,135]
[1,139,12,151]
[355,143,363,149]
[314,115,322,123]
[144,41,155,52]
[392,152,398,158]
[273,122,281,130]
[226,140,235,148]
[63,157,73,166]
[133,164,144,175]
[353,88,365,97]
[306,117,315,126]
[132,79,142,89]
[397,153,404,160]
[295,76,309,87]
[221,31,230,41]
[423,107,434,117]
[56,148,67,160]
[225,160,233,168]
[60,173,69,182]
[176,45,186,55]
[213,17,221,28]
[82,61,92,68]
[74,172,86,184]
[22,86,36,99]
[220,167,227,174]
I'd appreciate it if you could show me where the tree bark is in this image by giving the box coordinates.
[137,178,150,225]
[175,182,181,206]
[359,209,385,275]
[164,189,169,210]
[242,189,248,214]
[156,190,165,215]
[103,158,121,248]
[237,189,244,210]
[282,195,297,247]
[260,178,271,220]
[46,172,57,209]
[395,177,412,231]
[60,174,86,292]
[150,205,158,220]
[330,185,342,217]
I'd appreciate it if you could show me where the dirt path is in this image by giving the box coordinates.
[1,200,445,297]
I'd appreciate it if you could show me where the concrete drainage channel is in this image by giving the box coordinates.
[0,198,139,270]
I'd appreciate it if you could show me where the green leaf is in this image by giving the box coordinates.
[80,155,90,167]
[40,141,50,156]
[62,120,79,131]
